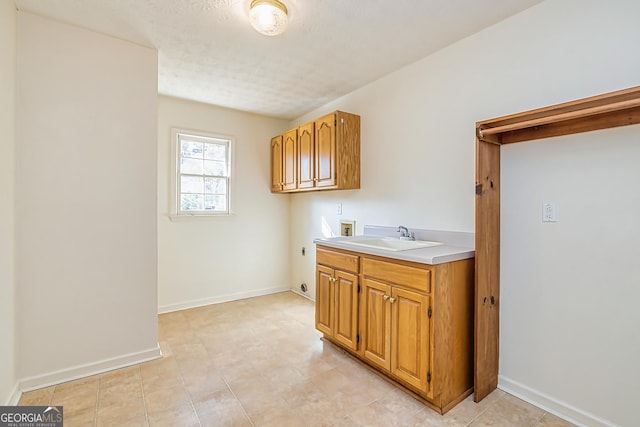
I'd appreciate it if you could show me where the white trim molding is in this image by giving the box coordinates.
[19,346,162,392]
[498,375,620,427]
[158,286,290,314]
[290,288,314,302]
[6,383,21,406]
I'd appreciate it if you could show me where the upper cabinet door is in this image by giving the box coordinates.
[297,122,315,189]
[270,135,283,192]
[282,128,298,191]
[315,113,336,188]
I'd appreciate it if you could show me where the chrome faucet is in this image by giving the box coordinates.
[397,225,415,240]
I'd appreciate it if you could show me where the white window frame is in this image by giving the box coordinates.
[170,128,234,220]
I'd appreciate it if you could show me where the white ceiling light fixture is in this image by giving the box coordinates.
[249,0,289,36]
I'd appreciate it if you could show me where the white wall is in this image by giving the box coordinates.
[157,96,291,312]
[501,126,640,427]
[15,12,160,387]
[289,1,640,425]
[0,0,17,405]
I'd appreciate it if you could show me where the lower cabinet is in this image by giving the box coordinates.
[315,248,359,351]
[315,245,474,414]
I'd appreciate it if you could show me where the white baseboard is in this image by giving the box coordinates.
[290,288,314,301]
[19,345,162,392]
[158,286,290,314]
[5,382,21,406]
[498,375,619,427]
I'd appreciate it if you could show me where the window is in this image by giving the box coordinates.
[172,129,232,217]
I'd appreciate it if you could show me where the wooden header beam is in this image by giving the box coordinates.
[477,86,640,144]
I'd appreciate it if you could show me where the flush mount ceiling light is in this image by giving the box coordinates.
[249,0,289,36]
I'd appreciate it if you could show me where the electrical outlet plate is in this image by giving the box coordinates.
[336,203,343,215]
[542,201,557,222]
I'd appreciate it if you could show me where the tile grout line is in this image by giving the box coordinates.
[464,391,507,427]
[222,371,256,427]
[189,399,203,427]
[531,410,548,427]
[178,365,203,427]
[138,365,151,427]
[93,376,101,426]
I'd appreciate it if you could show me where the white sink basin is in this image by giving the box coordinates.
[342,237,443,252]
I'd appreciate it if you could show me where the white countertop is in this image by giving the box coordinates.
[313,227,475,265]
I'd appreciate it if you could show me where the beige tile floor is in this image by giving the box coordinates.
[19,291,575,427]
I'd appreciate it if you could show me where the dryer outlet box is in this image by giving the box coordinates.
[340,220,356,236]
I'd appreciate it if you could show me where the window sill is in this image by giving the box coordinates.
[168,213,234,222]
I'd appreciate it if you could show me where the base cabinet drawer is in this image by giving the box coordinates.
[317,247,359,273]
[362,257,431,293]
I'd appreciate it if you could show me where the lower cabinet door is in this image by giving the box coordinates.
[391,287,431,394]
[315,265,334,336]
[362,278,391,370]
[333,270,359,350]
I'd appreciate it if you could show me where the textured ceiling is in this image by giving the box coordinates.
[14,0,543,119]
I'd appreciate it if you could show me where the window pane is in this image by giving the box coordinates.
[181,140,204,159]
[181,194,203,211]
[175,130,231,215]
[204,143,226,161]
[204,195,226,211]
[204,177,226,194]
[181,176,204,193]
[204,160,226,176]
[181,158,203,175]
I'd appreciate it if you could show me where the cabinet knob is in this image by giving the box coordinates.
[389,297,396,303]
[383,295,389,301]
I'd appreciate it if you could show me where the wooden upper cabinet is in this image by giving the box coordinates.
[282,128,297,191]
[270,110,360,193]
[270,135,283,192]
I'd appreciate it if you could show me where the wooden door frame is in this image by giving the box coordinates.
[474,86,640,402]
